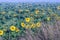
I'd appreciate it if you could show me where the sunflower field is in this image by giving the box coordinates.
[0,2,60,40]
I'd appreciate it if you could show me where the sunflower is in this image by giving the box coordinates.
[25,18,30,22]
[13,14,17,17]
[57,6,60,10]
[0,30,4,36]
[25,24,30,29]
[19,9,23,13]
[21,22,25,28]
[47,17,50,21]
[36,22,41,27]
[2,11,5,14]
[10,26,16,31]
[30,23,36,28]
[16,28,20,32]
[30,14,34,16]
[25,10,30,12]
[35,9,40,14]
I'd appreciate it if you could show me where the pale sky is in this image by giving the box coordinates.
[0,0,60,2]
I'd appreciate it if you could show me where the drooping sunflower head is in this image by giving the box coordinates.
[16,28,20,32]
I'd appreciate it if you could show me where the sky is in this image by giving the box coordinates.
[0,0,60,2]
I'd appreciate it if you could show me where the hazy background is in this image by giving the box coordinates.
[0,0,60,2]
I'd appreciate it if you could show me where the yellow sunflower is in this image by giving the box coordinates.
[21,22,25,28]
[25,18,30,22]
[25,24,30,29]
[30,23,36,28]
[35,9,40,14]
[10,26,16,31]
[47,17,50,21]
[16,28,20,32]
[0,30,4,36]
[36,22,41,27]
